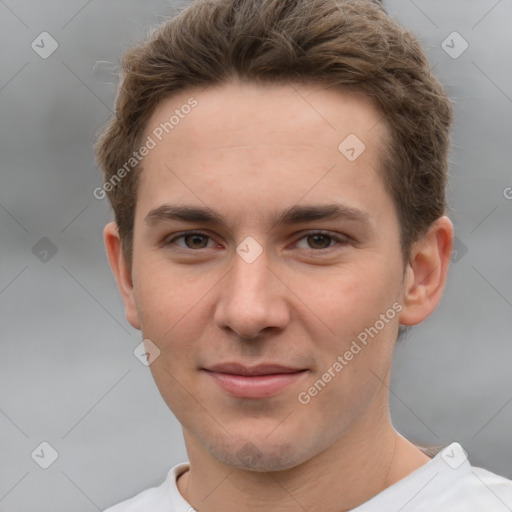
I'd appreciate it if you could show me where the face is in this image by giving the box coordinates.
[121,81,411,470]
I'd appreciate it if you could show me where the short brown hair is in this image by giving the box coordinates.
[95,0,452,265]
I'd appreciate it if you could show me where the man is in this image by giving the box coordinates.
[95,0,512,510]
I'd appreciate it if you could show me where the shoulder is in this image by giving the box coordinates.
[103,463,191,512]
[444,465,512,508]
[408,443,512,511]
[356,443,512,511]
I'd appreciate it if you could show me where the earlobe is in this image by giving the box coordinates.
[399,216,453,326]
[103,222,141,330]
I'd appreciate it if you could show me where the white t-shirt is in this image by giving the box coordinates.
[103,443,512,511]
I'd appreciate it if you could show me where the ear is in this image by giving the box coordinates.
[103,222,141,330]
[399,216,453,326]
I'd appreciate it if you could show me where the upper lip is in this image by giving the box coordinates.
[205,363,306,376]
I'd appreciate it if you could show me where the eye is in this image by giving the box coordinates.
[294,231,349,251]
[164,230,350,253]
[165,231,216,249]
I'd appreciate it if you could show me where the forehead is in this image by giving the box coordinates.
[145,80,386,151]
[136,81,391,221]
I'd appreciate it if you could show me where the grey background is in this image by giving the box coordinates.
[0,0,511,510]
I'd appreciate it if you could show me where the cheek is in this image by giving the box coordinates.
[296,258,401,343]
[132,259,210,351]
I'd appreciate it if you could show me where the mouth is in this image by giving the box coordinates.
[203,363,308,398]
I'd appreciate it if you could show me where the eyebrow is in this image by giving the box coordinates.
[144,203,371,230]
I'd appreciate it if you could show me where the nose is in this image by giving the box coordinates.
[213,249,291,340]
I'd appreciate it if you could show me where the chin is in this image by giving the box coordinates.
[205,436,308,472]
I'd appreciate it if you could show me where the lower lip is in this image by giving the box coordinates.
[204,370,307,398]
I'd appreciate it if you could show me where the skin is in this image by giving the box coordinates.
[104,81,453,511]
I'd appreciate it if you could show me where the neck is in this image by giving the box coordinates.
[177,409,430,512]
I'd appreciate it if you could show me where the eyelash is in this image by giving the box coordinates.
[164,230,350,253]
